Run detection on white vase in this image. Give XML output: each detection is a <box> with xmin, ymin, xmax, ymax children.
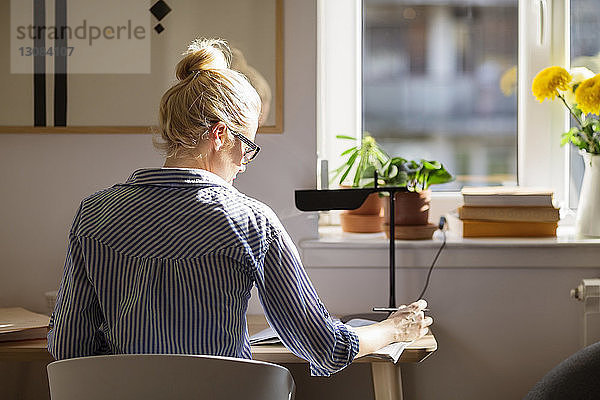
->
<box><xmin>575</xmin><ymin>152</ymin><xmax>600</xmax><ymax>237</ymax></box>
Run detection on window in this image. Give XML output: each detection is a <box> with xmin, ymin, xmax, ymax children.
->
<box><xmin>363</xmin><ymin>1</ymin><xmax>518</xmax><ymax>190</ymax></box>
<box><xmin>318</xmin><ymin>0</ymin><xmax>579</xmax><ymax>208</ymax></box>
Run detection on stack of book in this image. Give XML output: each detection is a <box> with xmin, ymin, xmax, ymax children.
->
<box><xmin>0</xmin><ymin>307</ymin><xmax>50</xmax><ymax>342</ymax></box>
<box><xmin>449</xmin><ymin>187</ymin><xmax>560</xmax><ymax>238</ymax></box>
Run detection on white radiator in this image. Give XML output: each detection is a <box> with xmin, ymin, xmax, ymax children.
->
<box><xmin>571</xmin><ymin>278</ymin><xmax>600</xmax><ymax>346</ymax></box>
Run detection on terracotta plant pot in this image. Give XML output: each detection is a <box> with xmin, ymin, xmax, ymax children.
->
<box><xmin>340</xmin><ymin>213</ymin><xmax>384</xmax><ymax>233</ymax></box>
<box><xmin>346</xmin><ymin>192</ymin><xmax>384</xmax><ymax>215</ymax></box>
<box><xmin>383</xmin><ymin>190</ymin><xmax>431</xmax><ymax>226</ymax></box>
<box><xmin>340</xmin><ymin>192</ymin><xmax>384</xmax><ymax>233</ymax></box>
<box><xmin>383</xmin><ymin>223</ymin><xmax>437</xmax><ymax>240</ymax></box>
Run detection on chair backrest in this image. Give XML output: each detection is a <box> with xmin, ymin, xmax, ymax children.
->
<box><xmin>523</xmin><ymin>341</ymin><xmax>600</xmax><ymax>400</ymax></box>
<box><xmin>47</xmin><ymin>354</ymin><xmax>295</xmax><ymax>400</ymax></box>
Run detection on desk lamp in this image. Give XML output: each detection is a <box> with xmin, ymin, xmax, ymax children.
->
<box><xmin>295</xmin><ymin>173</ymin><xmax>408</xmax><ymax>317</ymax></box>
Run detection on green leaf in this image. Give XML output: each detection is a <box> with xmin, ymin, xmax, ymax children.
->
<box><xmin>561</xmin><ymin>128</ymin><xmax>578</xmax><ymax>147</ymax></box>
<box><xmin>390</xmin><ymin>157</ymin><xmax>408</xmax><ymax>165</ymax></box>
<box><xmin>407</xmin><ymin>160</ymin><xmax>420</xmax><ymax>169</ymax></box>
<box><xmin>336</xmin><ymin>135</ymin><xmax>357</xmax><ymax>140</ymax></box>
<box><xmin>381</xmin><ymin>159</ymin><xmax>392</xmax><ymax>172</ymax></box>
<box><xmin>421</xmin><ymin>160</ymin><xmax>441</xmax><ymax>170</ymax></box>
<box><xmin>361</xmin><ymin>165</ymin><xmax>377</xmax><ymax>179</ymax></box>
<box><xmin>339</xmin><ymin>151</ymin><xmax>358</xmax><ymax>184</ymax></box>
<box><xmin>373</xmin><ymin>148</ymin><xmax>390</xmax><ymax>164</ymax></box>
<box><xmin>343</xmin><ymin>149</ymin><xmax>359</xmax><ymax>165</ymax></box>
<box><xmin>340</xmin><ymin>146</ymin><xmax>357</xmax><ymax>156</ymax></box>
<box><xmin>427</xmin><ymin>169</ymin><xmax>454</xmax><ymax>186</ymax></box>
<box><xmin>353</xmin><ymin>150</ymin><xmax>368</xmax><ymax>187</ymax></box>
<box><xmin>572</xmin><ymin>134</ymin><xmax>584</xmax><ymax>148</ymax></box>
<box><xmin>386</xmin><ymin>171</ymin><xmax>408</xmax><ymax>187</ymax></box>
<box><xmin>387</xmin><ymin>164</ymin><xmax>398</xmax><ymax>179</ymax></box>
<box><xmin>338</xmin><ymin>165</ymin><xmax>352</xmax><ymax>185</ymax></box>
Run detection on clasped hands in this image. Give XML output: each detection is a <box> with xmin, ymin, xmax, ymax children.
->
<box><xmin>385</xmin><ymin>299</ymin><xmax>433</xmax><ymax>342</ymax></box>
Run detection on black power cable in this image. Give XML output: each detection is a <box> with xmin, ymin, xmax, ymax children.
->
<box><xmin>416</xmin><ymin>216</ymin><xmax>447</xmax><ymax>301</ymax></box>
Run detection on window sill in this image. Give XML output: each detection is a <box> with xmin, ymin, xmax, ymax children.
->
<box><xmin>298</xmin><ymin>226</ymin><xmax>600</xmax><ymax>269</ymax></box>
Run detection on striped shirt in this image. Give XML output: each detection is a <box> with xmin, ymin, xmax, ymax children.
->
<box><xmin>47</xmin><ymin>168</ymin><xmax>359</xmax><ymax>376</ymax></box>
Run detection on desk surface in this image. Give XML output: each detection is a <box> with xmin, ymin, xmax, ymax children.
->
<box><xmin>0</xmin><ymin>315</ymin><xmax>437</xmax><ymax>364</ymax></box>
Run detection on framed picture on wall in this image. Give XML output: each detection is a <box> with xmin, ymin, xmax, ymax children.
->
<box><xmin>1</xmin><ymin>0</ymin><xmax>283</xmax><ymax>134</ymax></box>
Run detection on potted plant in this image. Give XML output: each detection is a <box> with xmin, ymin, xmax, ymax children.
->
<box><xmin>333</xmin><ymin>134</ymin><xmax>389</xmax><ymax>233</ymax></box>
<box><xmin>333</xmin><ymin>134</ymin><xmax>454</xmax><ymax>236</ymax></box>
<box><xmin>379</xmin><ymin>157</ymin><xmax>454</xmax><ymax>239</ymax></box>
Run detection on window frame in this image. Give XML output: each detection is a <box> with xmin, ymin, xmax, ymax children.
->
<box><xmin>518</xmin><ymin>0</ymin><xmax>570</xmax><ymax>205</ymax></box>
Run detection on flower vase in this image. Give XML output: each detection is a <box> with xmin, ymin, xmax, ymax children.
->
<box><xmin>576</xmin><ymin>152</ymin><xmax>600</xmax><ymax>237</ymax></box>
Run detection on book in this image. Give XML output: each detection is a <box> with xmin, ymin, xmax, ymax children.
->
<box><xmin>0</xmin><ymin>307</ymin><xmax>50</xmax><ymax>342</ymax></box>
<box><xmin>446</xmin><ymin>213</ymin><xmax>557</xmax><ymax>237</ymax></box>
<box><xmin>461</xmin><ymin>186</ymin><xmax>554</xmax><ymax>207</ymax></box>
<box><xmin>250</xmin><ymin>318</ymin><xmax>413</xmax><ymax>364</ymax></box>
<box><xmin>458</xmin><ymin>206</ymin><xmax>559</xmax><ymax>223</ymax></box>
<box><xmin>249</xmin><ymin>326</ymin><xmax>284</xmax><ymax>345</ymax></box>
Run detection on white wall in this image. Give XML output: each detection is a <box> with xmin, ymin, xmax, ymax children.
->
<box><xmin>0</xmin><ymin>0</ymin><xmax>318</xmax><ymax>315</ymax></box>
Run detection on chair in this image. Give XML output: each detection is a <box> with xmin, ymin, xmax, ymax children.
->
<box><xmin>47</xmin><ymin>354</ymin><xmax>295</xmax><ymax>400</ymax></box>
<box><xmin>523</xmin><ymin>341</ymin><xmax>600</xmax><ymax>400</ymax></box>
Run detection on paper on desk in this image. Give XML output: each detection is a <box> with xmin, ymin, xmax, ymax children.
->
<box><xmin>249</xmin><ymin>318</ymin><xmax>413</xmax><ymax>363</ymax></box>
<box><xmin>367</xmin><ymin>341</ymin><xmax>412</xmax><ymax>364</ymax></box>
<box><xmin>249</xmin><ymin>326</ymin><xmax>282</xmax><ymax>345</ymax></box>
<box><xmin>344</xmin><ymin>318</ymin><xmax>413</xmax><ymax>363</ymax></box>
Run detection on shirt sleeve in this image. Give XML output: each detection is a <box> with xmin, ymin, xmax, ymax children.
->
<box><xmin>253</xmin><ymin>229</ymin><xmax>359</xmax><ymax>376</ymax></box>
<box><xmin>47</xmin><ymin>209</ymin><xmax>107</xmax><ymax>359</ymax></box>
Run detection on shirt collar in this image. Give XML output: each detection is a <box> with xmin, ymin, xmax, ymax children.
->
<box><xmin>122</xmin><ymin>168</ymin><xmax>236</xmax><ymax>190</ymax></box>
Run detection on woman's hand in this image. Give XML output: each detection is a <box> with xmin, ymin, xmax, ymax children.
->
<box><xmin>385</xmin><ymin>299</ymin><xmax>433</xmax><ymax>342</ymax></box>
<box><xmin>351</xmin><ymin>299</ymin><xmax>433</xmax><ymax>358</ymax></box>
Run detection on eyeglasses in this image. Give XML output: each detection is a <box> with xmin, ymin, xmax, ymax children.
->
<box><xmin>231</xmin><ymin>131</ymin><xmax>260</xmax><ymax>165</ymax></box>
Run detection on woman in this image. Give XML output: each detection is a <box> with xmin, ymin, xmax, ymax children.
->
<box><xmin>47</xmin><ymin>38</ymin><xmax>432</xmax><ymax>376</ymax></box>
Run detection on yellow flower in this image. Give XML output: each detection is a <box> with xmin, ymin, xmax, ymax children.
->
<box><xmin>532</xmin><ymin>66</ymin><xmax>572</xmax><ymax>102</ymax></box>
<box><xmin>563</xmin><ymin>67</ymin><xmax>595</xmax><ymax>107</ymax></box>
<box><xmin>575</xmin><ymin>74</ymin><xmax>600</xmax><ymax>115</ymax></box>
<box><xmin>500</xmin><ymin>66</ymin><xmax>517</xmax><ymax>96</ymax></box>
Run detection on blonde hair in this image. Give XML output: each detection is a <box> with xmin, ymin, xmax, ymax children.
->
<box><xmin>155</xmin><ymin>38</ymin><xmax>261</xmax><ymax>158</ymax></box>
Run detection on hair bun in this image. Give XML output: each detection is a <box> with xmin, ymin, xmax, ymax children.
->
<box><xmin>175</xmin><ymin>38</ymin><xmax>231</xmax><ymax>80</ymax></box>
